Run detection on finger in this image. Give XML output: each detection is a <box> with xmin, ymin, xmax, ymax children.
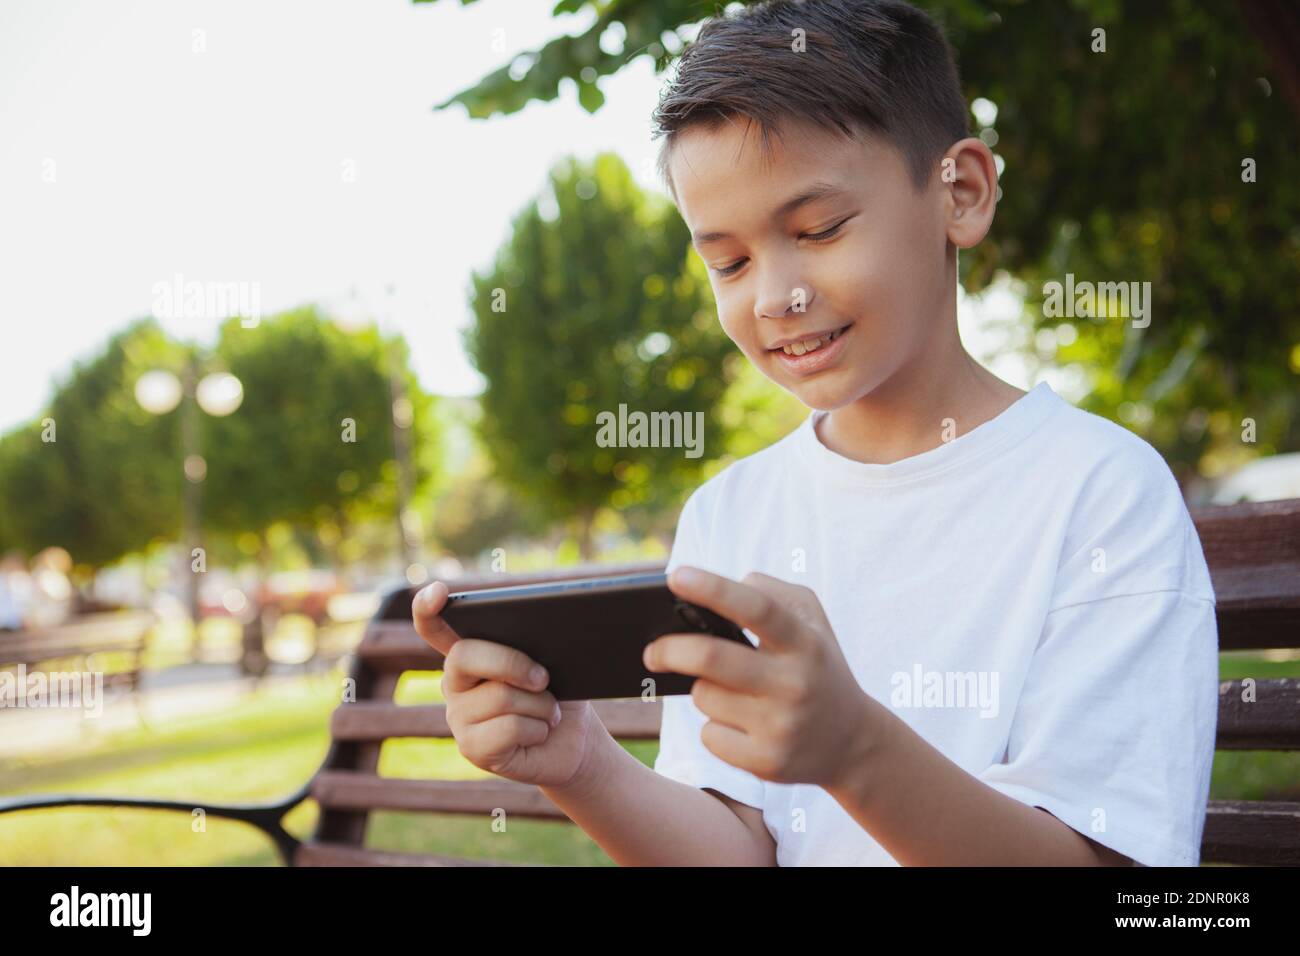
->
<box><xmin>457</xmin><ymin>679</ymin><xmax>559</xmax><ymax>728</ymax></box>
<box><xmin>689</xmin><ymin>676</ymin><xmax>771</xmax><ymax>733</ymax></box>
<box><xmin>412</xmin><ymin>582</ymin><xmax>461</xmax><ymax>656</ymax></box>
<box><xmin>698</xmin><ymin>717</ymin><xmax>770</xmax><ymax>779</ymax></box>
<box><xmin>740</xmin><ymin>570</ymin><xmax>828</xmax><ymax>629</ymax></box>
<box><xmin>461</xmin><ymin>713</ymin><xmax>551</xmax><ymax>767</ymax></box>
<box><xmin>442</xmin><ymin>638</ymin><xmax>550</xmax><ymax>696</ymax></box>
<box><xmin>667</xmin><ymin>566</ymin><xmax>799</xmax><ymax>651</ymax></box>
<box><xmin>644</xmin><ymin>632</ymin><xmax>773</xmax><ymax>694</ymax></box>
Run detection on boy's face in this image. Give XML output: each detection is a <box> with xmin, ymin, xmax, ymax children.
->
<box><xmin>668</xmin><ymin>117</ymin><xmax>956</xmax><ymax>411</ymax></box>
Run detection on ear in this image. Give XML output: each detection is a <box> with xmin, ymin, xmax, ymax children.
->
<box><xmin>940</xmin><ymin>137</ymin><xmax>998</xmax><ymax>249</ymax></box>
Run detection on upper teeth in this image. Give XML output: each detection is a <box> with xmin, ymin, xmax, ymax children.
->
<box><xmin>782</xmin><ymin>327</ymin><xmax>843</xmax><ymax>355</ymax></box>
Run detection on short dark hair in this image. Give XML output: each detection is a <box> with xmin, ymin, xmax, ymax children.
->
<box><xmin>651</xmin><ymin>0</ymin><xmax>970</xmax><ymax>196</ymax></box>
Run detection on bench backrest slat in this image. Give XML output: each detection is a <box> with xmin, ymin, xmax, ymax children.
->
<box><xmin>1191</xmin><ymin>500</ymin><xmax>1300</xmax><ymax>652</ymax></box>
<box><xmin>0</xmin><ymin>611</ymin><xmax>155</xmax><ymax>666</ymax></box>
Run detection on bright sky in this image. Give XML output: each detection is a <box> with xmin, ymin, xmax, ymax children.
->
<box><xmin>0</xmin><ymin>0</ymin><xmax>1038</xmax><ymax>437</ymax></box>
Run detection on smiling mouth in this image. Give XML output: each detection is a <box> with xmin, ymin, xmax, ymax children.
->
<box><xmin>769</xmin><ymin>324</ymin><xmax>852</xmax><ymax>356</ymax></box>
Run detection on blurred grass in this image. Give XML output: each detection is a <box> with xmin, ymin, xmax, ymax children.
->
<box><xmin>0</xmin><ymin>675</ymin><xmax>336</xmax><ymax>866</ymax></box>
<box><xmin>0</xmin><ymin>653</ymin><xmax>1295</xmax><ymax>865</ymax></box>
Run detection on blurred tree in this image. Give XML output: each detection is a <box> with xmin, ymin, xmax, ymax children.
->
<box><xmin>717</xmin><ymin>356</ymin><xmax>808</xmax><ymax>462</ymax></box>
<box><xmin>0</xmin><ymin>319</ymin><xmax>185</xmax><ymax>567</ymax></box>
<box><xmin>329</xmin><ymin>331</ymin><xmax>443</xmax><ymax>569</ymax></box>
<box><xmin>423</xmin><ymin>0</ymin><xmax>1300</xmax><ymax>482</ymax></box>
<box><xmin>204</xmin><ymin>308</ymin><xmax>441</xmax><ymax>569</ymax></box>
<box><xmin>198</xmin><ymin>308</ymin><xmax>436</xmax><ymax>675</ymax></box>
<box><xmin>431</xmin><ymin>448</ymin><xmax>549</xmax><ymax>561</ymax></box>
<box><xmin>945</xmin><ymin>0</ymin><xmax>1299</xmax><ymax>488</ymax></box>
<box><xmin>0</xmin><ymin>425</ymin><xmax>68</xmax><ymax>558</ymax></box>
<box><xmin>466</xmin><ymin>153</ymin><xmax>737</xmax><ymax>558</ymax></box>
<box><xmin>0</xmin><ymin>310</ymin><xmax>440</xmax><ymax>582</ymax></box>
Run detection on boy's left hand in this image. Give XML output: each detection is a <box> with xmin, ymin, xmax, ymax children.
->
<box><xmin>644</xmin><ymin>565</ymin><xmax>888</xmax><ymax>790</ymax></box>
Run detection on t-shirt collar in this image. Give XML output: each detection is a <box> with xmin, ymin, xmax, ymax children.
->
<box><xmin>795</xmin><ymin>380</ymin><xmax>1061</xmax><ymax>489</ymax></box>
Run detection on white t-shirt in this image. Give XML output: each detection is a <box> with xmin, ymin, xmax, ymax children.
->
<box><xmin>654</xmin><ymin>380</ymin><xmax>1218</xmax><ymax>867</ymax></box>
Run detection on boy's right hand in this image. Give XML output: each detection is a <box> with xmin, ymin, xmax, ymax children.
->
<box><xmin>412</xmin><ymin>581</ymin><xmax>600</xmax><ymax>790</ymax></box>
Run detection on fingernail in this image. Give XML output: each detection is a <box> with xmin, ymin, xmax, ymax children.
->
<box><xmin>549</xmin><ymin>704</ymin><xmax>561</xmax><ymax>727</ymax></box>
<box><xmin>672</xmin><ymin>567</ymin><xmax>702</xmax><ymax>587</ymax></box>
<box><xmin>530</xmin><ymin>664</ymin><xmax>548</xmax><ymax>688</ymax></box>
<box><xmin>643</xmin><ymin>643</ymin><xmax>657</xmax><ymax>669</ymax></box>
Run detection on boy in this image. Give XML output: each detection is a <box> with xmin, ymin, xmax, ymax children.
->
<box><xmin>414</xmin><ymin>0</ymin><xmax>1218</xmax><ymax>866</ymax></box>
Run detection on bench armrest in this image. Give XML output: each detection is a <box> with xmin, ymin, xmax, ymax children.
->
<box><xmin>0</xmin><ymin>786</ymin><xmax>312</xmax><ymax>864</ymax></box>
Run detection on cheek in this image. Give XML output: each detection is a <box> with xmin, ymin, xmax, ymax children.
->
<box><xmin>808</xmin><ymin>240</ymin><xmax>886</xmax><ymax>329</ymax></box>
<box><xmin>717</xmin><ymin>308</ymin><xmax>756</xmax><ymax>353</ymax></box>
<box><xmin>826</xmin><ymin>228</ymin><xmax>920</xmax><ymax>322</ymax></box>
<box><xmin>880</xmin><ymin>199</ymin><xmax>949</xmax><ymax>289</ymax></box>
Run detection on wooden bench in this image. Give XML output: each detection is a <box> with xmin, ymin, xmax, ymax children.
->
<box><xmin>0</xmin><ymin>610</ymin><xmax>155</xmax><ymax>721</ymax></box>
<box><xmin>1</xmin><ymin>500</ymin><xmax>1297</xmax><ymax>865</ymax></box>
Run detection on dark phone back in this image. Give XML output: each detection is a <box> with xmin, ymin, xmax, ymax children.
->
<box><xmin>439</xmin><ymin>572</ymin><xmax>753</xmax><ymax>701</ymax></box>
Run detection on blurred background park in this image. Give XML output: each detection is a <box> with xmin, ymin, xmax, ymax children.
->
<box><xmin>0</xmin><ymin>0</ymin><xmax>1296</xmax><ymax>865</ymax></box>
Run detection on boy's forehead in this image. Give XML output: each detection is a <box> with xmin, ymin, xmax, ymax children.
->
<box><xmin>668</xmin><ymin>117</ymin><xmax>880</xmax><ymax>228</ymax></box>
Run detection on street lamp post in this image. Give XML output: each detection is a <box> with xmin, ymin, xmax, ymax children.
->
<box><xmin>383</xmin><ymin>283</ymin><xmax>422</xmax><ymax>585</ymax></box>
<box><xmin>135</xmin><ymin>357</ymin><xmax>243</xmax><ymax>628</ymax></box>
<box><xmin>180</xmin><ymin>360</ymin><xmax>202</xmax><ymax>624</ymax></box>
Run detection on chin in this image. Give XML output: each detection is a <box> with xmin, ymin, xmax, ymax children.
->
<box><xmin>787</xmin><ymin>379</ymin><xmax>864</xmax><ymax>412</ymax></box>
<box><xmin>748</xmin><ymin>346</ymin><xmax>869</xmax><ymax>411</ymax></box>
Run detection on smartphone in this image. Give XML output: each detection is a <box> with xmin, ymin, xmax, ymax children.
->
<box><xmin>439</xmin><ymin>571</ymin><xmax>754</xmax><ymax>701</ymax></box>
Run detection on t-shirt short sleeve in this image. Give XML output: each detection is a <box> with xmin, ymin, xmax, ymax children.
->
<box><xmin>978</xmin><ymin>443</ymin><xmax>1219</xmax><ymax>867</ymax></box>
<box><xmin>651</xmin><ymin>487</ymin><xmax>767</xmax><ymax>810</ymax></box>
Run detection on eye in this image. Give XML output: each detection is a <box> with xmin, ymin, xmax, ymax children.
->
<box><xmin>710</xmin><ymin>215</ymin><xmax>851</xmax><ymax>276</ymax></box>
<box><xmin>801</xmin><ymin>217</ymin><xmax>851</xmax><ymax>243</ymax></box>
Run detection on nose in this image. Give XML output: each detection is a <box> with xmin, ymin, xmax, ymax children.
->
<box><xmin>754</xmin><ymin>268</ymin><xmax>814</xmax><ymax>321</ymax></box>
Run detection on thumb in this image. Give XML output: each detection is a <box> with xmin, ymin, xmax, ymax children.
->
<box><xmin>411</xmin><ymin>581</ymin><xmax>461</xmax><ymax>657</ymax></box>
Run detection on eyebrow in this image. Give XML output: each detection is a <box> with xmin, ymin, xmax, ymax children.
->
<box><xmin>691</xmin><ymin>182</ymin><xmax>849</xmax><ymax>247</ymax></box>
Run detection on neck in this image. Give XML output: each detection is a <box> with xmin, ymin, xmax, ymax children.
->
<box><xmin>818</xmin><ymin>322</ymin><xmax>1025</xmax><ymax>466</ymax></box>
